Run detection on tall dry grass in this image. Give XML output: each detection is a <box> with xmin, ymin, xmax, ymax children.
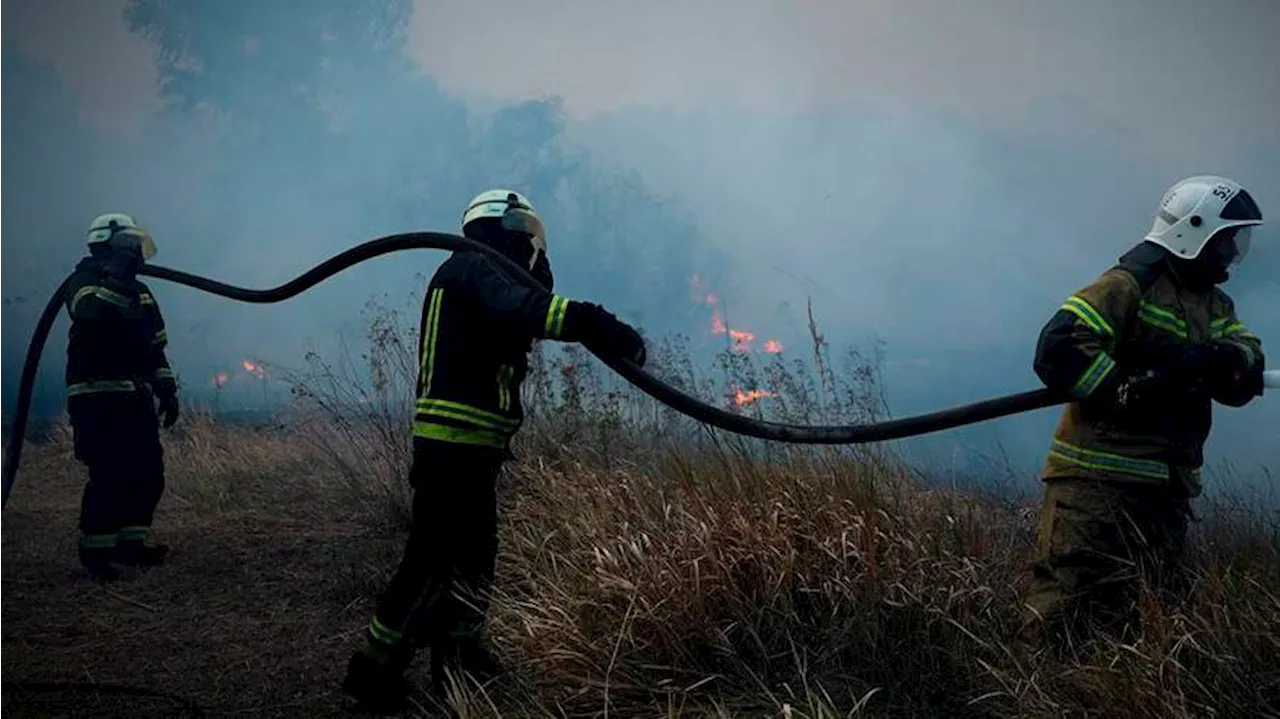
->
<box><xmin>11</xmin><ymin>296</ymin><xmax>1277</xmax><ymax>718</ymax></box>
<box><xmin>264</xmin><ymin>297</ymin><xmax>1280</xmax><ymax>717</ymax></box>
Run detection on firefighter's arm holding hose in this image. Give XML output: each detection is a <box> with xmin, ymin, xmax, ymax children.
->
<box><xmin>453</xmin><ymin>253</ymin><xmax>647</xmax><ymax>366</ymax></box>
<box><xmin>139</xmin><ymin>282</ymin><xmax>180</xmax><ymax>428</ymax></box>
<box><xmin>1033</xmin><ymin>269</ymin><xmax>1137</xmax><ymax>404</ymax></box>
<box><xmin>1204</xmin><ymin>293</ymin><xmax>1265</xmax><ymax>406</ymax></box>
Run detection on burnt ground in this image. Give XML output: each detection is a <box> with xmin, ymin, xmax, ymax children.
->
<box><xmin>0</xmin><ymin>465</ymin><xmax>436</xmax><ymax>718</ymax></box>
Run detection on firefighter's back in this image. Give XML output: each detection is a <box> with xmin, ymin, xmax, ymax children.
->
<box><xmin>412</xmin><ymin>253</ymin><xmax>536</xmax><ymax>450</ymax></box>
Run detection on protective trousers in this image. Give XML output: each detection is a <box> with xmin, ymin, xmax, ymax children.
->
<box><xmin>71</xmin><ymin>390</ymin><xmax>166</xmax><ymax>550</ymax></box>
<box><xmin>363</xmin><ymin>439</ymin><xmax>504</xmax><ymax>666</ymax></box>
<box><xmin>1022</xmin><ymin>476</ymin><xmax>1191</xmax><ymax>647</ymax></box>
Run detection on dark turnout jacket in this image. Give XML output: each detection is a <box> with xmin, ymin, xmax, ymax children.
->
<box><xmin>1033</xmin><ymin>243</ymin><xmax>1263</xmax><ymax>492</ymax></box>
<box><xmin>64</xmin><ymin>256</ymin><xmax>176</xmax><ymax>403</ymax></box>
<box><xmin>412</xmin><ymin>250</ymin><xmax>607</xmax><ymax>450</ymax></box>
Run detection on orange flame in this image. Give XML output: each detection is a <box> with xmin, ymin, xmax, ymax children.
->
<box><xmin>241</xmin><ymin>359</ymin><xmax>267</xmax><ymax>379</ymax></box>
<box><xmin>213</xmin><ymin>359</ymin><xmax>267</xmax><ymax>386</ymax></box>
<box><xmin>711</xmin><ymin>308</ymin><xmax>727</xmax><ymax>335</ymax></box>
<box><xmin>693</xmin><ymin>274</ymin><xmax>783</xmax><ymax>355</ymax></box>
<box><xmin>734</xmin><ymin>388</ymin><xmax>774</xmax><ymax>406</ymax></box>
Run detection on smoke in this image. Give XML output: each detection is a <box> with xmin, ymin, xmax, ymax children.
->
<box><xmin>404</xmin><ymin>0</ymin><xmax>1280</xmax><ymax>477</ymax></box>
<box><xmin>3</xmin><ymin>0</ymin><xmax>1277</xmax><ymax>486</ymax></box>
<box><xmin>1</xmin><ymin>0</ymin><xmax>713</xmax><ymax>419</ymax></box>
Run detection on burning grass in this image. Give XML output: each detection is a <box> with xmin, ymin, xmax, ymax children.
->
<box><xmin>3</xmin><ymin>301</ymin><xmax>1278</xmax><ymax>717</ymax></box>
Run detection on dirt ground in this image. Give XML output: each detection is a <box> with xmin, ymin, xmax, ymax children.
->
<box><xmin>1</xmin><ymin>463</ymin><xmax>421</xmax><ymax>718</ymax></box>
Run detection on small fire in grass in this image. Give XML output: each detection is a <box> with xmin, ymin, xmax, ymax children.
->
<box><xmin>734</xmin><ymin>388</ymin><xmax>775</xmax><ymax>407</ymax></box>
<box><xmin>691</xmin><ymin>274</ymin><xmax>783</xmax><ymax>354</ymax></box>
<box><xmin>211</xmin><ymin>359</ymin><xmax>267</xmax><ymax>387</ymax></box>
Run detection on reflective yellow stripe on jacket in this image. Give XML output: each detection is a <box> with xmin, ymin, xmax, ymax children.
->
<box><xmin>1071</xmin><ymin>352</ymin><xmax>1116</xmax><ymax>399</ymax></box>
<box><xmin>1138</xmin><ymin>301</ymin><xmax>1187</xmax><ymax>340</ymax></box>
<box><xmin>544</xmin><ymin>296</ymin><xmax>569</xmax><ymax>339</ymax></box>
<box><xmin>420</xmin><ymin>288</ymin><xmax>444</xmax><ymax>397</ymax></box>
<box><xmin>67</xmin><ymin>379</ymin><xmax>138</xmax><ymax>397</ymax></box>
<box><xmin>412</xmin><ymin>287</ymin><xmax>517</xmax><ymax>448</ymax></box>
<box><xmin>1061</xmin><ymin>295</ymin><xmax>1115</xmax><ymax>340</ymax></box>
<box><xmin>411</xmin><ymin>421</ymin><xmax>509</xmax><ymax>448</ymax></box>
<box><xmin>69</xmin><ymin>285</ymin><xmax>132</xmax><ymax>314</ymax></box>
<box><xmin>1059</xmin><ymin>295</ymin><xmax>1118</xmax><ymax>399</ymax></box>
<box><xmin>1047</xmin><ymin>439</ymin><xmax>1169</xmax><ymax>481</ymax></box>
<box><xmin>415</xmin><ymin>398</ymin><xmax>519</xmax><ymax>434</ymax></box>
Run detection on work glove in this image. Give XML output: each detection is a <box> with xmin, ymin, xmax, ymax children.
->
<box><xmin>1109</xmin><ymin>369</ymin><xmax>1167</xmax><ymax>412</ymax></box>
<box><xmin>1200</xmin><ymin>341</ymin><xmax>1264</xmax><ymax>398</ymax></box>
<box><xmin>1230</xmin><ymin>365</ymin><xmax>1266</xmax><ymax>397</ymax></box>
<box><xmin>576</xmin><ymin>303</ymin><xmax>647</xmax><ymax>367</ymax></box>
<box><xmin>156</xmin><ymin>391</ymin><xmax>180</xmax><ymax>428</ymax></box>
<box><xmin>1181</xmin><ymin>342</ymin><xmax>1239</xmax><ymax>375</ymax></box>
<box><xmin>1104</xmin><ymin>363</ymin><xmax>1202</xmax><ymax>420</ymax></box>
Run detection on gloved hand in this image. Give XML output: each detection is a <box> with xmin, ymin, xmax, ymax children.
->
<box><xmin>156</xmin><ymin>391</ymin><xmax>180</xmax><ymax>428</ymax></box>
<box><xmin>1200</xmin><ymin>342</ymin><xmax>1264</xmax><ymax>398</ymax></box>
<box><xmin>578</xmin><ymin>303</ymin><xmax>647</xmax><ymax>367</ymax></box>
<box><xmin>1104</xmin><ymin>364</ymin><xmax>1202</xmax><ymax>419</ymax></box>
<box><xmin>1181</xmin><ymin>341</ymin><xmax>1242</xmax><ymax>375</ymax></box>
<box><xmin>1229</xmin><ymin>365</ymin><xmax>1266</xmax><ymax>397</ymax></box>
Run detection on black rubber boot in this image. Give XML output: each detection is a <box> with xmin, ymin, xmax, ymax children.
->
<box><xmin>455</xmin><ymin>639</ymin><xmax>503</xmax><ymax>681</ymax></box>
<box><xmin>78</xmin><ymin>545</ymin><xmax>120</xmax><ymax>582</ymax></box>
<box><xmin>430</xmin><ymin>637</ymin><xmax>503</xmax><ymax>693</ymax></box>
<box><xmin>342</xmin><ymin>650</ymin><xmax>413</xmax><ymax>715</ymax></box>
<box><xmin>115</xmin><ymin>540</ymin><xmax>169</xmax><ymax>567</ymax></box>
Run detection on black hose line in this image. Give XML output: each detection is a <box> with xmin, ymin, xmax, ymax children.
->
<box><xmin>1</xmin><ymin>231</ymin><xmax>1066</xmax><ymax>507</ymax></box>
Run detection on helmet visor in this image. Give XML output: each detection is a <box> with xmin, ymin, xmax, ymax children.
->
<box><xmin>113</xmin><ymin>227</ymin><xmax>158</xmax><ymax>261</ymax></box>
<box><xmin>1230</xmin><ymin>225</ymin><xmax>1252</xmax><ymax>265</ymax></box>
<box><xmin>501</xmin><ymin>207</ymin><xmax>546</xmax><ymax>248</ymax></box>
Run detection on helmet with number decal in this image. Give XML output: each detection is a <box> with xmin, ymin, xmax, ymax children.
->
<box><xmin>1144</xmin><ymin>175</ymin><xmax>1262</xmax><ymax>265</ymax></box>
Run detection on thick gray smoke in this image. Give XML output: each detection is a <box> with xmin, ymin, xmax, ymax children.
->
<box><xmin>3</xmin><ymin>0</ymin><xmax>1276</xmax><ymax>493</ymax></box>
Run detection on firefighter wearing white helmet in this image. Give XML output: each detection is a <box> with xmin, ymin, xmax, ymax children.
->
<box><xmin>1021</xmin><ymin>176</ymin><xmax>1266</xmax><ymax>649</ymax></box>
<box><xmin>461</xmin><ymin>189</ymin><xmax>547</xmax><ymax>268</ymax></box>
<box><xmin>65</xmin><ymin>211</ymin><xmax>178</xmax><ymax>581</ymax></box>
<box><xmin>86</xmin><ymin>212</ymin><xmax>159</xmax><ymax>260</ymax></box>
<box><xmin>1143</xmin><ymin>174</ymin><xmax>1263</xmax><ymax>267</ymax></box>
<box><xmin>344</xmin><ymin>188</ymin><xmax>647</xmax><ymax>709</ymax></box>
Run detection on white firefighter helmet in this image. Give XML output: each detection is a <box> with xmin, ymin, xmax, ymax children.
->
<box><xmin>1144</xmin><ymin>175</ymin><xmax>1262</xmax><ymax>264</ymax></box>
<box><xmin>461</xmin><ymin>189</ymin><xmax>547</xmax><ymax>269</ymax></box>
<box><xmin>86</xmin><ymin>212</ymin><xmax>157</xmax><ymax>260</ymax></box>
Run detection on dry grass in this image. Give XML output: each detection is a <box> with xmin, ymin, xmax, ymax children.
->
<box><xmin>4</xmin><ymin>303</ymin><xmax>1278</xmax><ymax>718</ymax></box>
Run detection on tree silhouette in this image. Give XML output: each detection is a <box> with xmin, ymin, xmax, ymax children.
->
<box><xmin>126</xmin><ymin>0</ymin><xmax>412</xmax><ymax>114</ymax></box>
<box><xmin>123</xmin><ymin>0</ymin><xmax>707</xmax><ymax>334</ymax></box>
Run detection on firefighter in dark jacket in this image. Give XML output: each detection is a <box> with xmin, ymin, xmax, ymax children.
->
<box><xmin>1023</xmin><ymin>175</ymin><xmax>1265</xmax><ymax>647</ymax></box>
<box><xmin>343</xmin><ymin>189</ymin><xmax>648</xmax><ymax>707</ymax></box>
<box><xmin>67</xmin><ymin>213</ymin><xmax>180</xmax><ymax>581</ymax></box>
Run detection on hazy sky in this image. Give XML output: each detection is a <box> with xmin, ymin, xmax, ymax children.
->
<box><xmin>4</xmin><ymin>0</ymin><xmax>1277</xmax><ymax>488</ymax></box>
<box><xmin>405</xmin><ymin>0</ymin><xmax>1280</xmax><ymax>150</ymax></box>
<box><xmin>12</xmin><ymin>0</ymin><xmax>1279</xmax><ymax>149</ymax></box>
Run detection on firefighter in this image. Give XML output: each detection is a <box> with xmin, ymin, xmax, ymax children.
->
<box><xmin>342</xmin><ymin>190</ymin><xmax>647</xmax><ymax>708</ymax></box>
<box><xmin>1022</xmin><ymin>175</ymin><xmax>1265</xmax><ymax>648</ymax></box>
<box><xmin>66</xmin><ymin>213</ymin><xmax>181</xmax><ymax>582</ymax></box>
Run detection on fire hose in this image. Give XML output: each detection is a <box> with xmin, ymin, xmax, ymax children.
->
<box><xmin>4</xmin><ymin>231</ymin><xmax>1277</xmax><ymax>508</ymax></box>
